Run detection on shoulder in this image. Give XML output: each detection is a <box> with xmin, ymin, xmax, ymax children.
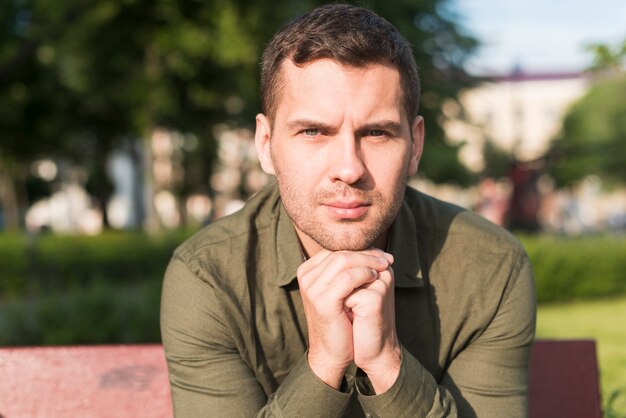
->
<box><xmin>405</xmin><ymin>188</ymin><xmax>535</xmax><ymax>354</ymax></box>
<box><xmin>405</xmin><ymin>186</ymin><xmax>525</xmax><ymax>258</ymax></box>
<box><xmin>171</xmin><ymin>183</ymin><xmax>281</xmax><ymax>282</ymax></box>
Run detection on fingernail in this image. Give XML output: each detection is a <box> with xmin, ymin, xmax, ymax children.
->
<box><xmin>384</xmin><ymin>253</ymin><xmax>394</xmax><ymax>263</ymax></box>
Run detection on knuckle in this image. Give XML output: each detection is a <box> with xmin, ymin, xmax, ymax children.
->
<box><xmin>369</xmin><ymin>293</ymin><xmax>384</xmax><ymax>310</ymax></box>
<box><xmin>334</xmin><ymin>251</ymin><xmax>351</xmax><ymax>267</ymax></box>
<box><xmin>296</xmin><ymin>264</ymin><xmax>306</xmax><ymax>278</ymax></box>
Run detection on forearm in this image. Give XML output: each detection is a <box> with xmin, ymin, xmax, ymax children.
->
<box><xmin>165</xmin><ymin>347</ymin><xmax>352</xmax><ymax>417</ymax></box>
<box><xmin>162</xmin><ymin>256</ymin><xmax>353</xmax><ymax>417</ymax></box>
<box><xmin>356</xmin><ymin>346</ymin><xmax>458</xmax><ymax>418</ymax></box>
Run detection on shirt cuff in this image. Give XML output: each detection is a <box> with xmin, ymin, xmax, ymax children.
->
<box><xmin>272</xmin><ymin>351</ymin><xmax>353</xmax><ymax>418</ymax></box>
<box><xmin>355</xmin><ymin>346</ymin><xmax>437</xmax><ymax>417</ymax></box>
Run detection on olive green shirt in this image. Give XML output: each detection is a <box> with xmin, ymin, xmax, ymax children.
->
<box><xmin>161</xmin><ymin>183</ymin><xmax>536</xmax><ymax>417</ymax></box>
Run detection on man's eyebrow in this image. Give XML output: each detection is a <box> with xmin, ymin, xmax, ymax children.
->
<box><xmin>285</xmin><ymin>119</ymin><xmax>403</xmax><ymax>134</ymax></box>
<box><xmin>358</xmin><ymin>120</ymin><xmax>403</xmax><ymax>134</ymax></box>
<box><xmin>286</xmin><ymin>119</ymin><xmax>335</xmax><ymax>132</ymax></box>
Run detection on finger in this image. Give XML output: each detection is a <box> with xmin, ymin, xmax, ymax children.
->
<box><xmin>304</xmin><ymin>266</ymin><xmax>379</xmax><ymax>302</ymax></box>
<box><xmin>344</xmin><ymin>287</ymin><xmax>385</xmax><ymax>313</ymax></box>
<box><xmin>322</xmin><ymin>266</ymin><xmax>379</xmax><ymax>300</ymax></box>
<box><xmin>344</xmin><ymin>269</ymin><xmax>395</xmax><ymax>309</ymax></box>
<box><xmin>299</xmin><ymin>250</ymin><xmax>389</xmax><ymax>289</ymax></box>
<box><xmin>297</xmin><ymin>249</ymin><xmax>331</xmax><ymax>279</ymax></box>
<box><xmin>376</xmin><ymin>268</ymin><xmax>394</xmax><ymax>287</ymax></box>
<box><xmin>356</xmin><ymin>248</ymin><xmax>394</xmax><ymax>265</ymax></box>
<box><xmin>307</xmin><ymin>251</ymin><xmax>390</xmax><ymax>289</ymax></box>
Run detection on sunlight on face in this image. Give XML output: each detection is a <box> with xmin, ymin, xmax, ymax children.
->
<box><xmin>256</xmin><ymin>59</ymin><xmax>423</xmax><ymax>255</ymax></box>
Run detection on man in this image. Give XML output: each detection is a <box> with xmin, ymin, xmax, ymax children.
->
<box><xmin>161</xmin><ymin>4</ymin><xmax>536</xmax><ymax>417</ymax></box>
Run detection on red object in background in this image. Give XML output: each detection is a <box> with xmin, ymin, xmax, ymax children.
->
<box><xmin>0</xmin><ymin>345</ymin><xmax>172</xmax><ymax>418</ymax></box>
<box><xmin>507</xmin><ymin>161</ymin><xmax>543</xmax><ymax>231</ymax></box>
<box><xmin>0</xmin><ymin>341</ymin><xmax>602</xmax><ymax>417</ymax></box>
<box><xmin>529</xmin><ymin>340</ymin><xmax>602</xmax><ymax>418</ymax></box>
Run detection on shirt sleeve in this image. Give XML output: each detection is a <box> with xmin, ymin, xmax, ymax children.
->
<box><xmin>354</xmin><ymin>252</ymin><xmax>537</xmax><ymax>418</ymax></box>
<box><xmin>160</xmin><ymin>255</ymin><xmax>353</xmax><ymax>417</ymax></box>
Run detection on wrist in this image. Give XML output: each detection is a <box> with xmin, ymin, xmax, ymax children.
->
<box><xmin>307</xmin><ymin>351</ymin><xmax>349</xmax><ymax>390</ymax></box>
<box><xmin>359</xmin><ymin>345</ymin><xmax>402</xmax><ymax>394</ymax></box>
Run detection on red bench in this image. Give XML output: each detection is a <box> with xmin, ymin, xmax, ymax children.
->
<box><xmin>0</xmin><ymin>340</ymin><xmax>601</xmax><ymax>417</ymax></box>
<box><xmin>529</xmin><ymin>339</ymin><xmax>602</xmax><ymax>418</ymax></box>
<box><xmin>0</xmin><ymin>344</ymin><xmax>172</xmax><ymax>418</ymax></box>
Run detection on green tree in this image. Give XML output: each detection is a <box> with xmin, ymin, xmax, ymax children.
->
<box><xmin>1</xmin><ymin>0</ymin><xmax>478</xmax><ymax>230</ymax></box>
<box><xmin>550</xmin><ymin>75</ymin><xmax>626</xmax><ymax>186</ymax></box>
<box><xmin>549</xmin><ymin>39</ymin><xmax>626</xmax><ymax>186</ymax></box>
<box><xmin>585</xmin><ymin>40</ymin><xmax>626</xmax><ymax>76</ymax></box>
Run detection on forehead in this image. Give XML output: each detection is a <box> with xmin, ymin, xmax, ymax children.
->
<box><xmin>274</xmin><ymin>59</ymin><xmax>405</xmax><ymax>122</ymax></box>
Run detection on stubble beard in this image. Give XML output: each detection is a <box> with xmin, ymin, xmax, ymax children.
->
<box><xmin>274</xmin><ymin>171</ymin><xmax>408</xmax><ymax>252</ymax></box>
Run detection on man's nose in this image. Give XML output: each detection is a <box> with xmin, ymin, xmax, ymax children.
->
<box><xmin>327</xmin><ymin>134</ymin><xmax>367</xmax><ymax>185</ymax></box>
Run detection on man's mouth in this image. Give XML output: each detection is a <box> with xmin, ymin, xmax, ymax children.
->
<box><xmin>323</xmin><ymin>201</ymin><xmax>371</xmax><ymax>219</ymax></box>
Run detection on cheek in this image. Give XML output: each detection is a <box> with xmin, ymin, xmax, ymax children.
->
<box><xmin>366</xmin><ymin>149</ymin><xmax>411</xmax><ymax>182</ymax></box>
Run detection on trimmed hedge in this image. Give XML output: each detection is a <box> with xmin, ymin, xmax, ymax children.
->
<box><xmin>0</xmin><ymin>230</ymin><xmax>192</xmax><ymax>295</ymax></box>
<box><xmin>0</xmin><ymin>230</ymin><xmax>192</xmax><ymax>346</ymax></box>
<box><xmin>0</xmin><ymin>278</ymin><xmax>162</xmax><ymax>346</ymax></box>
<box><xmin>1</xmin><ymin>231</ymin><xmax>625</xmax><ymax>345</ymax></box>
<box><xmin>520</xmin><ymin>235</ymin><xmax>626</xmax><ymax>303</ymax></box>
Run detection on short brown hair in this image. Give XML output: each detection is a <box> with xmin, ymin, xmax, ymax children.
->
<box><xmin>260</xmin><ymin>3</ymin><xmax>420</xmax><ymax>121</ymax></box>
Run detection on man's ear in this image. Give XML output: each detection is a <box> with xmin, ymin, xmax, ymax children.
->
<box><xmin>255</xmin><ymin>113</ymin><xmax>275</xmax><ymax>175</ymax></box>
<box><xmin>408</xmin><ymin>115</ymin><xmax>425</xmax><ymax>176</ymax></box>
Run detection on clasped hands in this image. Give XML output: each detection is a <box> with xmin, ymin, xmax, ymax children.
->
<box><xmin>297</xmin><ymin>248</ymin><xmax>401</xmax><ymax>394</ymax></box>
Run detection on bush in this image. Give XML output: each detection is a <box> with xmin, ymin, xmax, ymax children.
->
<box><xmin>0</xmin><ymin>230</ymin><xmax>192</xmax><ymax>345</ymax></box>
<box><xmin>520</xmin><ymin>234</ymin><xmax>626</xmax><ymax>303</ymax></box>
<box><xmin>1</xmin><ymin>230</ymin><xmax>626</xmax><ymax>345</ymax></box>
<box><xmin>0</xmin><ymin>278</ymin><xmax>163</xmax><ymax>345</ymax></box>
<box><xmin>0</xmin><ymin>230</ymin><xmax>191</xmax><ymax>295</ymax></box>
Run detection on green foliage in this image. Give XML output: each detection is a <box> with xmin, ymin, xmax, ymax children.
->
<box><xmin>0</xmin><ymin>0</ymin><xmax>480</xmax><ymax>218</ymax></box>
<box><xmin>0</xmin><ymin>230</ymin><xmax>191</xmax><ymax>295</ymax></box>
<box><xmin>550</xmin><ymin>73</ymin><xmax>626</xmax><ymax>186</ymax></box>
<box><xmin>1</xmin><ymin>278</ymin><xmax>163</xmax><ymax>345</ymax></box>
<box><xmin>0</xmin><ymin>233</ymin><xmax>28</xmax><ymax>293</ymax></box>
<box><xmin>480</xmin><ymin>139</ymin><xmax>514</xmax><ymax>179</ymax></box>
<box><xmin>0</xmin><ymin>230</ymin><xmax>193</xmax><ymax>346</ymax></box>
<box><xmin>606</xmin><ymin>387</ymin><xmax>626</xmax><ymax>418</ymax></box>
<box><xmin>585</xmin><ymin>39</ymin><xmax>626</xmax><ymax>75</ymax></box>
<box><xmin>3</xmin><ymin>232</ymin><xmax>626</xmax><ymax>347</ymax></box>
<box><xmin>520</xmin><ymin>235</ymin><xmax>626</xmax><ymax>303</ymax></box>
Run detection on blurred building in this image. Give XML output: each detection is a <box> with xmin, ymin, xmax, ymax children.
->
<box><xmin>437</xmin><ymin>69</ymin><xmax>626</xmax><ymax>234</ymax></box>
<box><xmin>444</xmin><ymin>70</ymin><xmax>589</xmax><ymax>171</ymax></box>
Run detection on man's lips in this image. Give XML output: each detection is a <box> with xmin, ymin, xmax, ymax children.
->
<box><xmin>323</xmin><ymin>201</ymin><xmax>371</xmax><ymax>219</ymax></box>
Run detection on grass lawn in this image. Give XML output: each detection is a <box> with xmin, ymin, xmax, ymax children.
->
<box><xmin>537</xmin><ymin>296</ymin><xmax>626</xmax><ymax>416</ymax></box>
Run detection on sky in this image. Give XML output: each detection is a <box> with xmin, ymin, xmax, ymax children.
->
<box><xmin>453</xmin><ymin>0</ymin><xmax>626</xmax><ymax>75</ymax></box>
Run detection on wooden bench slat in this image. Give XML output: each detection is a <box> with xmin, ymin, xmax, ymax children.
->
<box><xmin>0</xmin><ymin>345</ymin><xmax>172</xmax><ymax>418</ymax></box>
<box><xmin>0</xmin><ymin>340</ymin><xmax>603</xmax><ymax>417</ymax></box>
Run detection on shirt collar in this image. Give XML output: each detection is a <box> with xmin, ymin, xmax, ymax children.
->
<box><xmin>388</xmin><ymin>199</ymin><xmax>424</xmax><ymax>288</ymax></box>
<box><xmin>275</xmin><ymin>203</ymin><xmax>305</xmax><ymax>286</ymax></box>
<box><xmin>274</xmin><ymin>194</ymin><xmax>424</xmax><ymax>288</ymax></box>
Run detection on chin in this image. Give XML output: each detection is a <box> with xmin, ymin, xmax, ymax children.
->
<box><xmin>313</xmin><ymin>230</ymin><xmax>380</xmax><ymax>252</ymax></box>
<box><xmin>320</xmin><ymin>241</ymin><xmax>372</xmax><ymax>252</ymax></box>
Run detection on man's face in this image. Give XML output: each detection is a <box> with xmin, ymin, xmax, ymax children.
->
<box><xmin>255</xmin><ymin>59</ymin><xmax>424</xmax><ymax>254</ymax></box>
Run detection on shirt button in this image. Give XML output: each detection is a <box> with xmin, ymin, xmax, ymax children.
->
<box><xmin>365</xmin><ymin>414</ymin><xmax>373</xmax><ymax>418</ymax></box>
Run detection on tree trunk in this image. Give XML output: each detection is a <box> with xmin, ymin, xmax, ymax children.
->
<box><xmin>94</xmin><ymin>140</ymin><xmax>114</xmax><ymax>229</ymax></box>
<box><xmin>128</xmin><ymin>139</ymin><xmax>148</xmax><ymax>229</ymax></box>
<box><xmin>0</xmin><ymin>155</ymin><xmax>21</xmax><ymax>231</ymax></box>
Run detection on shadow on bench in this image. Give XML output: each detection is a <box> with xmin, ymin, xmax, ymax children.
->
<box><xmin>0</xmin><ymin>340</ymin><xmax>601</xmax><ymax>417</ymax></box>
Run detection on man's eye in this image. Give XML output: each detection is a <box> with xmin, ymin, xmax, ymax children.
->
<box><xmin>368</xmin><ymin>130</ymin><xmax>385</xmax><ymax>137</ymax></box>
<box><xmin>303</xmin><ymin>128</ymin><xmax>319</xmax><ymax>137</ymax></box>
